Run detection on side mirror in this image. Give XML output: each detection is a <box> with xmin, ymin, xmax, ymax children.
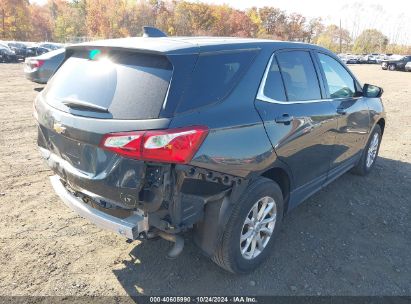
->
<box><xmin>363</xmin><ymin>83</ymin><xmax>383</xmax><ymax>98</ymax></box>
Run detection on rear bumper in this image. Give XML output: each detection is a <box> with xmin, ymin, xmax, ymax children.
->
<box><xmin>49</xmin><ymin>175</ymin><xmax>148</xmax><ymax>239</ymax></box>
<box><xmin>24</xmin><ymin>67</ymin><xmax>48</xmax><ymax>84</ymax></box>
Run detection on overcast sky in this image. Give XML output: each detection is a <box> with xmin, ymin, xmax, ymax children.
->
<box><xmin>32</xmin><ymin>0</ymin><xmax>411</xmax><ymax>44</ymax></box>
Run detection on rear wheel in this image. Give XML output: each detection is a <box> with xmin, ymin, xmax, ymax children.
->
<box><xmin>212</xmin><ymin>177</ymin><xmax>284</xmax><ymax>274</ymax></box>
<box><xmin>388</xmin><ymin>64</ymin><xmax>396</xmax><ymax>71</ymax></box>
<box><xmin>352</xmin><ymin>125</ymin><xmax>382</xmax><ymax>176</ymax></box>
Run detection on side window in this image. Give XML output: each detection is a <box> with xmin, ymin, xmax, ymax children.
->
<box><xmin>262</xmin><ymin>56</ymin><xmax>287</xmax><ymax>101</ymax></box>
<box><xmin>318</xmin><ymin>53</ymin><xmax>356</xmax><ymax>98</ymax></box>
<box><xmin>177</xmin><ymin>50</ymin><xmax>258</xmax><ymax>113</ymax></box>
<box><xmin>276</xmin><ymin>51</ymin><xmax>322</xmax><ymax>101</ymax></box>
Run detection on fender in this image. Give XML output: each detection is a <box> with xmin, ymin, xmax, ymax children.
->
<box><xmin>193</xmin><ymin>158</ymin><xmax>293</xmax><ymax>257</ymax></box>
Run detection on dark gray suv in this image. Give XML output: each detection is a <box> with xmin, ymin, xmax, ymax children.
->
<box><xmin>34</xmin><ymin>33</ymin><xmax>385</xmax><ymax>273</ymax></box>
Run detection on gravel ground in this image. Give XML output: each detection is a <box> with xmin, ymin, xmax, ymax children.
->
<box><xmin>0</xmin><ymin>63</ymin><xmax>410</xmax><ymax>297</ymax></box>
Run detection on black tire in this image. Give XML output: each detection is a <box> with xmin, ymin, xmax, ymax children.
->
<box><xmin>351</xmin><ymin>125</ymin><xmax>382</xmax><ymax>176</ymax></box>
<box><xmin>388</xmin><ymin>64</ymin><xmax>396</xmax><ymax>71</ymax></box>
<box><xmin>212</xmin><ymin>177</ymin><xmax>284</xmax><ymax>274</ymax></box>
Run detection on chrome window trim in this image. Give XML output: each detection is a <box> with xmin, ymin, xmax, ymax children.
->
<box><xmin>256</xmin><ymin>52</ymin><xmax>356</xmax><ymax>105</ymax></box>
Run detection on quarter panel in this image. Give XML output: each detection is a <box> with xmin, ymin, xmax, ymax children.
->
<box><xmin>170</xmin><ymin>47</ymin><xmax>277</xmax><ymax>178</ymax></box>
<box><xmin>190</xmin><ymin>123</ymin><xmax>276</xmax><ymax>177</ymax></box>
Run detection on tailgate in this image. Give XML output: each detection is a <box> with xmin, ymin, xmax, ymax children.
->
<box><xmin>35</xmin><ymin>92</ymin><xmax>171</xmax><ymax>210</ymax></box>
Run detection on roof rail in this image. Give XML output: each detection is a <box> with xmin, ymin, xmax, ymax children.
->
<box><xmin>142</xmin><ymin>26</ymin><xmax>167</xmax><ymax>38</ymax></box>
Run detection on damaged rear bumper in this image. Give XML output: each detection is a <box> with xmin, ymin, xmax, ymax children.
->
<box><xmin>49</xmin><ymin>175</ymin><xmax>149</xmax><ymax>239</ymax></box>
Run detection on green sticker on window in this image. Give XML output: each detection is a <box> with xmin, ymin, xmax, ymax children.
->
<box><xmin>89</xmin><ymin>49</ymin><xmax>101</xmax><ymax>60</ymax></box>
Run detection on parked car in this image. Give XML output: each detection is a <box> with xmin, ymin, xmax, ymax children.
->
<box><xmin>23</xmin><ymin>42</ymin><xmax>63</xmax><ymax>57</ymax></box>
<box><xmin>358</xmin><ymin>55</ymin><xmax>368</xmax><ymax>64</ymax></box>
<box><xmin>346</xmin><ymin>55</ymin><xmax>359</xmax><ymax>64</ymax></box>
<box><xmin>24</xmin><ymin>48</ymin><xmax>65</xmax><ymax>84</ymax></box>
<box><xmin>25</xmin><ymin>45</ymin><xmax>39</xmax><ymax>57</ymax></box>
<box><xmin>5</xmin><ymin>41</ymin><xmax>27</xmax><ymax>61</ymax></box>
<box><xmin>0</xmin><ymin>45</ymin><xmax>17</xmax><ymax>63</ymax></box>
<box><xmin>405</xmin><ymin>61</ymin><xmax>411</xmax><ymax>72</ymax></box>
<box><xmin>359</xmin><ymin>55</ymin><xmax>377</xmax><ymax>64</ymax></box>
<box><xmin>38</xmin><ymin>42</ymin><xmax>64</xmax><ymax>51</ymax></box>
<box><xmin>35</xmin><ymin>46</ymin><xmax>51</xmax><ymax>56</ymax></box>
<box><xmin>375</xmin><ymin>54</ymin><xmax>385</xmax><ymax>64</ymax></box>
<box><xmin>381</xmin><ymin>55</ymin><xmax>411</xmax><ymax>71</ymax></box>
<box><xmin>34</xmin><ymin>31</ymin><xmax>385</xmax><ymax>273</ymax></box>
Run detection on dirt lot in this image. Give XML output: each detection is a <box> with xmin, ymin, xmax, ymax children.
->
<box><xmin>0</xmin><ymin>63</ymin><xmax>410</xmax><ymax>297</ymax></box>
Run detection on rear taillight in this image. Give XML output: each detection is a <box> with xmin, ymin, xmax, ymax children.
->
<box><xmin>28</xmin><ymin>59</ymin><xmax>45</xmax><ymax>69</ymax></box>
<box><xmin>100</xmin><ymin>126</ymin><xmax>209</xmax><ymax>164</ymax></box>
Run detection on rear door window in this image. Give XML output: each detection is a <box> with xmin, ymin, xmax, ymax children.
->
<box><xmin>262</xmin><ymin>56</ymin><xmax>287</xmax><ymax>101</ymax></box>
<box><xmin>276</xmin><ymin>51</ymin><xmax>322</xmax><ymax>101</ymax></box>
<box><xmin>176</xmin><ymin>50</ymin><xmax>258</xmax><ymax>113</ymax></box>
<box><xmin>44</xmin><ymin>50</ymin><xmax>172</xmax><ymax>119</ymax></box>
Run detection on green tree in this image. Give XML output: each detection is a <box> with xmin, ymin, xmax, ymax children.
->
<box><xmin>316</xmin><ymin>24</ymin><xmax>351</xmax><ymax>53</ymax></box>
<box><xmin>0</xmin><ymin>0</ymin><xmax>31</xmax><ymax>40</ymax></box>
<box><xmin>305</xmin><ymin>17</ymin><xmax>324</xmax><ymax>43</ymax></box>
<box><xmin>209</xmin><ymin>5</ymin><xmax>255</xmax><ymax>37</ymax></box>
<box><xmin>286</xmin><ymin>13</ymin><xmax>306</xmax><ymax>41</ymax></box>
<box><xmin>246</xmin><ymin>7</ymin><xmax>261</xmax><ymax>37</ymax></box>
<box><xmin>258</xmin><ymin>6</ymin><xmax>287</xmax><ymax>39</ymax></box>
<box><xmin>30</xmin><ymin>4</ymin><xmax>52</xmax><ymax>41</ymax></box>
<box><xmin>53</xmin><ymin>0</ymin><xmax>87</xmax><ymax>42</ymax></box>
<box><xmin>173</xmin><ymin>1</ymin><xmax>215</xmax><ymax>36</ymax></box>
<box><xmin>353</xmin><ymin>29</ymin><xmax>388</xmax><ymax>54</ymax></box>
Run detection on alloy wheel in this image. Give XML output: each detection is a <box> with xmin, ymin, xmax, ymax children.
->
<box><xmin>366</xmin><ymin>133</ymin><xmax>379</xmax><ymax>168</ymax></box>
<box><xmin>240</xmin><ymin>196</ymin><xmax>277</xmax><ymax>260</ymax></box>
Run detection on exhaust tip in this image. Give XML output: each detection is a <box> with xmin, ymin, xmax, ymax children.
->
<box><xmin>157</xmin><ymin>231</ymin><xmax>184</xmax><ymax>259</ymax></box>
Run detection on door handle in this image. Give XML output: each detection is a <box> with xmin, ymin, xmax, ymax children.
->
<box><xmin>275</xmin><ymin>114</ymin><xmax>294</xmax><ymax>124</ymax></box>
<box><xmin>337</xmin><ymin>107</ymin><xmax>347</xmax><ymax>115</ymax></box>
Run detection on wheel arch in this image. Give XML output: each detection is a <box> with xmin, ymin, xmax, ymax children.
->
<box><xmin>193</xmin><ymin>163</ymin><xmax>293</xmax><ymax>257</ymax></box>
<box><xmin>376</xmin><ymin>117</ymin><xmax>385</xmax><ymax>135</ymax></box>
<box><xmin>261</xmin><ymin>166</ymin><xmax>291</xmax><ymax>213</ymax></box>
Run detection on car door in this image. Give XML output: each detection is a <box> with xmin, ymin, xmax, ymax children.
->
<box><xmin>399</xmin><ymin>56</ymin><xmax>411</xmax><ymax>69</ymax></box>
<box><xmin>255</xmin><ymin>49</ymin><xmax>339</xmax><ymax>209</ymax></box>
<box><xmin>314</xmin><ymin>52</ymin><xmax>370</xmax><ymax>175</ymax></box>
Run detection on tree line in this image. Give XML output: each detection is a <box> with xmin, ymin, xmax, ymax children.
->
<box><xmin>1</xmin><ymin>0</ymin><xmax>410</xmax><ymax>54</ymax></box>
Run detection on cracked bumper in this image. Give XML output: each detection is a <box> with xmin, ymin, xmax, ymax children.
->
<box><xmin>49</xmin><ymin>175</ymin><xmax>149</xmax><ymax>239</ymax></box>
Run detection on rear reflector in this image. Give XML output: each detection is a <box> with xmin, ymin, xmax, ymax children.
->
<box><xmin>100</xmin><ymin>126</ymin><xmax>208</xmax><ymax>164</ymax></box>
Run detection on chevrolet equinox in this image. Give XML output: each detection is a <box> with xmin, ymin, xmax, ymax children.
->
<box><xmin>34</xmin><ymin>29</ymin><xmax>385</xmax><ymax>273</ymax></box>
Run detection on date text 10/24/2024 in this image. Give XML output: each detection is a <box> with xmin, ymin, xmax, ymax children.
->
<box><xmin>149</xmin><ymin>296</ymin><xmax>257</xmax><ymax>303</ymax></box>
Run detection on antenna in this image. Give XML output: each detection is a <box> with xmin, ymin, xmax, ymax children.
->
<box><xmin>142</xmin><ymin>26</ymin><xmax>167</xmax><ymax>38</ymax></box>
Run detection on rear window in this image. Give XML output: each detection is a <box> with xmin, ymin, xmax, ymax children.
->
<box><xmin>44</xmin><ymin>50</ymin><xmax>172</xmax><ymax>119</ymax></box>
<box><xmin>176</xmin><ymin>50</ymin><xmax>258</xmax><ymax>113</ymax></box>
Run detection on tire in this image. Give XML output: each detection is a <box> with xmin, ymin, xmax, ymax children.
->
<box><xmin>388</xmin><ymin>64</ymin><xmax>396</xmax><ymax>71</ymax></box>
<box><xmin>351</xmin><ymin>125</ymin><xmax>382</xmax><ymax>176</ymax></box>
<box><xmin>212</xmin><ymin>177</ymin><xmax>284</xmax><ymax>274</ymax></box>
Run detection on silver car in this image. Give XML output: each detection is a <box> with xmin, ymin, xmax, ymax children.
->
<box><xmin>24</xmin><ymin>48</ymin><xmax>65</xmax><ymax>84</ymax></box>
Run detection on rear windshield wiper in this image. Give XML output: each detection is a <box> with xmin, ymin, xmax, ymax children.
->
<box><xmin>61</xmin><ymin>98</ymin><xmax>109</xmax><ymax>113</ymax></box>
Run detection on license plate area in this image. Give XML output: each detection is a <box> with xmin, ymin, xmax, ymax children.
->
<box><xmin>63</xmin><ymin>137</ymin><xmax>82</xmax><ymax>160</ymax></box>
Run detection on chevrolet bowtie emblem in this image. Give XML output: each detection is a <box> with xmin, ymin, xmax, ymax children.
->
<box><xmin>53</xmin><ymin>122</ymin><xmax>66</xmax><ymax>134</ymax></box>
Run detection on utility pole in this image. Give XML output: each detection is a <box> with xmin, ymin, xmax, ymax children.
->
<box><xmin>339</xmin><ymin>18</ymin><xmax>342</xmax><ymax>53</ymax></box>
<box><xmin>1</xmin><ymin>8</ymin><xmax>5</xmax><ymax>39</ymax></box>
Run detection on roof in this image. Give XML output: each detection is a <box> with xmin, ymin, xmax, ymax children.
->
<box><xmin>68</xmin><ymin>36</ymin><xmax>326</xmax><ymax>55</ymax></box>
